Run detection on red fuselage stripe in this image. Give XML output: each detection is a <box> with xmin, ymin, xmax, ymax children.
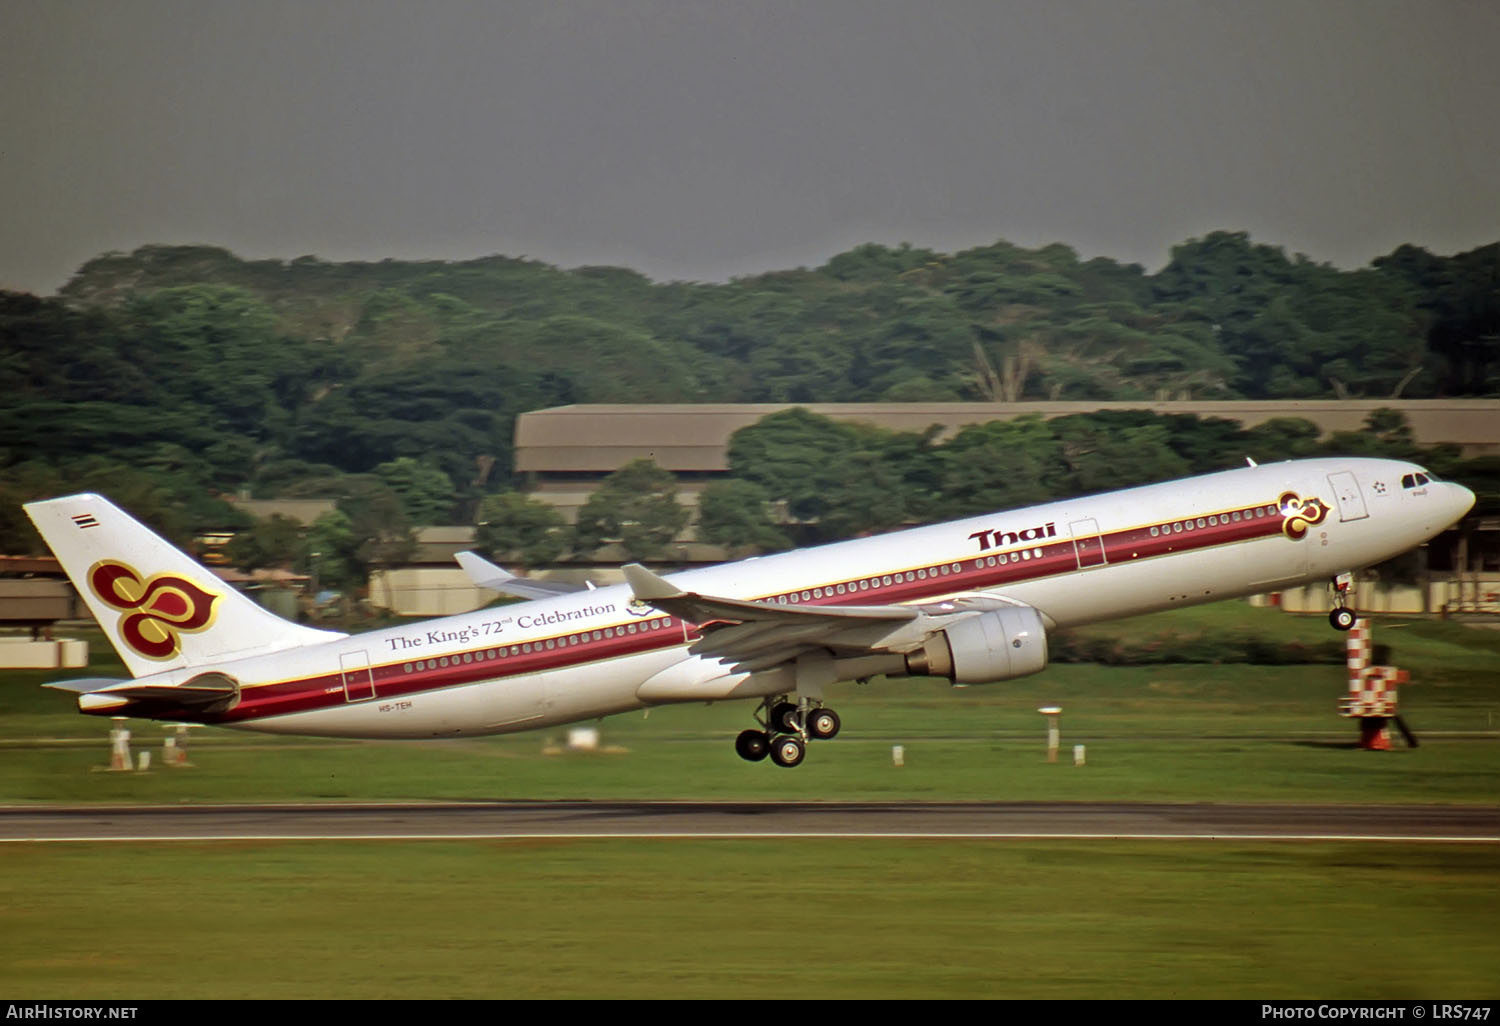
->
<box><xmin>142</xmin><ymin>502</ymin><xmax>1293</xmax><ymax>724</ymax></box>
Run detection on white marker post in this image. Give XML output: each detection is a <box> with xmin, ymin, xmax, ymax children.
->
<box><xmin>108</xmin><ymin>718</ymin><xmax>131</xmax><ymax>772</ymax></box>
<box><xmin>163</xmin><ymin>723</ymin><xmax>198</xmax><ymax>768</ymax></box>
<box><xmin>1039</xmin><ymin>707</ymin><xmax>1062</xmax><ymax>763</ymax></box>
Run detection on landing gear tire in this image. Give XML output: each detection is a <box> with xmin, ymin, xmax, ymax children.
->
<box><xmin>1329</xmin><ymin>607</ymin><xmax>1357</xmax><ymax>631</ymax></box>
<box><xmin>769</xmin><ymin>700</ymin><xmax>800</xmax><ymax>733</ymax></box>
<box><xmin>735</xmin><ymin>729</ymin><xmax>770</xmax><ymax>762</ymax></box>
<box><xmin>769</xmin><ymin>735</ymin><xmax>806</xmax><ymax>768</ymax></box>
<box><xmin>806</xmin><ymin>708</ymin><xmax>841</xmax><ymax>740</ymax></box>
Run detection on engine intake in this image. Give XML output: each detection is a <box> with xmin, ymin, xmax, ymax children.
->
<box><xmin>905</xmin><ymin>606</ymin><xmax>1048</xmax><ymax>684</ymax></box>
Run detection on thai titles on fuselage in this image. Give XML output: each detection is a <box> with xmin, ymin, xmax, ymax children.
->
<box><xmin>968</xmin><ymin>521</ymin><xmax>1058</xmax><ymax>552</ymax></box>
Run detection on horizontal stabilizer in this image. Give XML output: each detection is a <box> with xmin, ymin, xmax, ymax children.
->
<box><xmin>42</xmin><ymin>677</ymin><xmax>129</xmax><ymax>694</ymax></box>
<box><xmin>46</xmin><ymin>673</ymin><xmax>239</xmax><ymax>713</ymax></box>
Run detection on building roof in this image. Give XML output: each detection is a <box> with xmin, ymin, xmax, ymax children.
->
<box><xmin>514</xmin><ymin>400</ymin><xmax>1500</xmax><ymax>473</ymax></box>
<box><xmin>230</xmin><ymin>498</ymin><xmax>339</xmax><ymax>524</ymax></box>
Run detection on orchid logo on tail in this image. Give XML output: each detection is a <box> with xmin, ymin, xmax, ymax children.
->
<box><xmin>88</xmin><ymin>561</ymin><xmax>220</xmax><ymax>660</ymax></box>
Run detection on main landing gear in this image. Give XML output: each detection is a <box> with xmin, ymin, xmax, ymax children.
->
<box><xmin>1328</xmin><ymin>572</ymin><xmax>1357</xmax><ymax>631</ymax></box>
<box><xmin>735</xmin><ymin>696</ymin><xmax>842</xmax><ymax>767</ymax></box>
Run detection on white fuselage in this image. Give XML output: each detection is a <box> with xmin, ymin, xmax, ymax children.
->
<box><xmin>171</xmin><ymin>457</ymin><xmax>1472</xmax><ymax>739</ymax></box>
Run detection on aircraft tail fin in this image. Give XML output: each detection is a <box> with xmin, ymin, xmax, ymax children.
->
<box><xmin>24</xmin><ymin>494</ymin><xmax>345</xmax><ymax>678</ymax></box>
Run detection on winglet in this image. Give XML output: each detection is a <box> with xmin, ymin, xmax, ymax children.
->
<box><xmin>622</xmin><ymin>563</ymin><xmax>684</xmax><ymax>602</ymax></box>
<box><xmin>455</xmin><ymin>550</ymin><xmax>515</xmax><ymax>590</ymax></box>
<box><xmin>455</xmin><ymin>550</ymin><xmax>587</xmax><ymax>600</ymax></box>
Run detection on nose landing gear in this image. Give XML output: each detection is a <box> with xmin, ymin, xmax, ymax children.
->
<box><xmin>1329</xmin><ymin>572</ymin><xmax>1356</xmax><ymax>631</ymax></box>
<box><xmin>734</xmin><ymin>695</ymin><xmax>841</xmax><ymax>767</ymax></box>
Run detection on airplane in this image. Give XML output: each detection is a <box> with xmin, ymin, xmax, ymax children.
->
<box><xmin>24</xmin><ymin>456</ymin><xmax>1475</xmax><ymax>767</ymax></box>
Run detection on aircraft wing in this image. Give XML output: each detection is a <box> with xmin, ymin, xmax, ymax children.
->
<box><xmin>622</xmin><ymin>563</ymin><xmax>969</xmax><ymax>673</ymax></box>
<box><xmin>455</xmin><ymin>551</ymin><xmax>591</xmax><ymax>600</ymax></box>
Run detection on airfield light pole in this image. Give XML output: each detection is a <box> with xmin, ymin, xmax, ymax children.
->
<box><xmin>1038</xmin><ymin>706</ymin><xmax>1062</xmax><ymax>763</ymax></box>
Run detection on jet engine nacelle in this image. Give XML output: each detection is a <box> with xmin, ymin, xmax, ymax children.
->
<box><xmin>905</xmin><ymin>606</ymin><xmax>1048</xmax><ymax>684</ymax></box>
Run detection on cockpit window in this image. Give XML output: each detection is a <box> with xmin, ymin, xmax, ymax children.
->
<box><xmin>1402</xmin><ymin>472</ymin><xmax>1431</xmax><ymax>489</ymax></box>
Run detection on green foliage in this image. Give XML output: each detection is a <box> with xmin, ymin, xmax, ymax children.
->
<box><xmin>292</xmin><ymin>476</ymin><xmax>417</xmax><ymax>588</ymax></box>
<box><xmin>726</xmin><ymin>408</ymin><xmax>921</xmax><ymax>541</ymax></box>
<box><xmin>6</xmin><ymin>235</ymin><xmax>1493</xmax><ymax>506</ymax></box>
<box><xmin>938</xmin><ymin>416</ymin><xmax>1060</xmax><ymax>515</ymax></box>
<box><xmin>1241</xmin><ymin>417</ymin><xmax>1325</xmax><ymax>462</ymax></box>
<box><xmin>1376</xmin><ymin>242</ymin><xmax>1500</xmax><ymax>395</ymax></box>
<box><xmin>1049</xmin><ymin>628</ymin><xmax>1345</xmax><ymax>665</ymax></box>
<box><xmin>695</xmin><ymin>479</ymin><xmax>792</xmax><ymax>554</ymax></box>
<box><xmin>717</xmin><ymin>406</ymin><xmax>1475</xmax><ymax>543</ymax></box>
<box><xmin>3</xmin><ymin>236</ymin><xmax>1494</xmax><ymax>576</ymax></box>
<box><xmin>225</xmin><ymin>513</ymin><xmax>305</xmax><ymax>572</ymax></box>
<box><xmin>305</xmin><ymin>509</ymin><xmax>363</xmax><ymax>592</ymax></box>
<box><xmin>1046</xmin><ymin>413</ymin><xmax>1191</xmax><ymax>494</ymax></box>
<box><xmin>336</xmin><ymin>479</ymin><xmax>417</xmax><ymax>578</ymax></box>
<box><xmin>476</xmin><ymin>492</ymin><xmax>570</xmax><ymax>565</ymax></box>
<box><xmin>1152</xmin><ymin>231</ymin><xmax>1440</xmax><ymax>399</ymax></box>
<box><xmin>572</xmin><ymin>459</ymin><xmax>689</xmax><ymax>560</ymax></box>
<box><xmin>375</xmin><ymin>457</ymin><xmax>456</xmax><ymax>525</ymax></box>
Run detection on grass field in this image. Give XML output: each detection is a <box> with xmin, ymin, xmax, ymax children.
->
<box><xmin>2</xmin><ymin>602</ymin><xmax>1497</xmax><ymax>998</ymax></box>
<box><xmin>2</xmin><ymin>839</ymin><xmax>1496</xmax><ymax>999</ymax></box>
<box><xmin>2</xmin><ymin>604</ymin><xmax>1496</xmax><ymax>805</ymax></box>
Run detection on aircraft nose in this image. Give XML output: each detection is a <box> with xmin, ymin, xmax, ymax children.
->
<box><xmin>1450</xmin><ymin>481</ymin><xmax>1477</xmax><ymax>520</ymax></box>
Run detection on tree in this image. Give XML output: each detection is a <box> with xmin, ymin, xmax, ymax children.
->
<box><xmin>1242</xmin><ymin>418</ymin><xmax>1324</xmax><ymax>463</ymax></box>
<box><xmin>375</xmin><ymin>457</ymin><xmax>457</xmax><ymax>524</ymax></box>
<box><xmin>1377</xmin><ymin>243</ymin><xmax>1500</xmax><ymax>395</ymax></box>
<box><xmin>121</xmin><ymin>284</ymin><xmax>289</xmax><ymax>438</ymax></box>
<box><xmin>305</xmin><ymin>510</ymin><xmax>363</xmax><ymax>593</ymax></box>
<box><xmin>938</xmin><ymin>416</ymin><xmax>1060</xmax><ymax>514</ymax></box>
<box><xmin>338</xmin><ymin>480</ymin><xmax>417</xmax><ymax>580</ymax></box>
<box><xmin>726</xmin><ymin>408</ymin><xmax>921</xmax><ymax>541</ymax></box>
<box><xmin>572</xmin><ymin>459</ymin><xmax>689</xmax><ymax>560</ymax></box>
<box><xmin>1046</xmin><ymin>414</ymin><xmax>1190</xmax><ymax>495</ymax></box>
<box><xmin>475</xmin><ymin>492</ymin><xmax>569</xmax><ymax>565</ymax></box>
<box><xmin>226</xmin><ymin>513</ymin><xmax>305</xmax><ymax>572</ymax></box>
<box><xmin>696</xmin><ymin>480</ymin><xmax>791</xmax><ymax>555</ymax></box>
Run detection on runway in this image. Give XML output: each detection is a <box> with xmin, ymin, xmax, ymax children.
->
<box><xmin>2</xmin><ymin>801</ymin><xmax>1497</xmax><ymax>842</ymax></box>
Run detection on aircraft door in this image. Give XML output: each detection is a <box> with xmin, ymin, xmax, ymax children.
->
<box><xmin>340</xmin><ymin>650</ymin><xmax>376</xmax><ymax>702</ymax></box>
<box><xmin>1069</xmin><ymin>518</ymin><xmax>1107</xmax><ymax>569</ymax></box>
<box><xmin>1327</xmin><ymin>471</ymin><xmax>1369</xmax><ymax>522</ymax></box>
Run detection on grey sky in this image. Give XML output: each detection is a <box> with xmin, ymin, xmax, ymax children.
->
<box><xmin>2</xmin><ymin>0</ymin><xmax>1497</xmax><ymax>295</ymax></box>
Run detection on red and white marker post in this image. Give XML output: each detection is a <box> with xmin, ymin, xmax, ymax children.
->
<box><xmin>1339</xmin><ymin>619</ymin><xmax>1413</xmax><ymax>750</ymax></box>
